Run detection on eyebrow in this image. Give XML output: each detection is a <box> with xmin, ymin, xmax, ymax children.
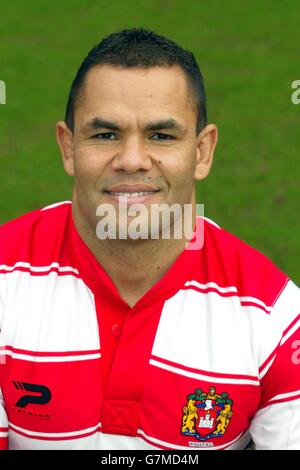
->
<box><xmin>81</xmin><ymin>117</ymin><xmax>186</xmax><ymax>133</ymax></box>
<box><xmin>81</xmin><ymin>118</ymin><xmax>120</xmax><ymax>132</ymax></box>
<box><xmin>144</xmin><ymin>119</ymin><xmax>185</xmax><ymax>132</ymax></box>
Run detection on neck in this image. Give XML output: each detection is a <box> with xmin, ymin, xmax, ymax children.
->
<box><xmin>72</xmin><ymin>205</ymin><xmax>195</xmax><ymax>307</ymax></box>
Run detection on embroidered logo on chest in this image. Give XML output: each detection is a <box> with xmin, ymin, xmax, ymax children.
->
<box><xmin>181</xmin><ymin>386</ymin><xmax>233</xmax><ymax>444</ymax></box>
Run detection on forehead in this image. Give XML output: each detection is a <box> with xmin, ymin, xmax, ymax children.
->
<box><xmin>75</xmin><ymin>64</ymin><xmax>196</xmax><ymax>123</ymax></box>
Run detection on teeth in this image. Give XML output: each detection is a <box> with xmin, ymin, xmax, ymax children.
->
<box><xmin>108</xmin><ymin>191</ymin><xmax>156</xmax><ymax>197</ymax></box>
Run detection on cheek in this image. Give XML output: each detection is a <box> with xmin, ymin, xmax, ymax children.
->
<box><xmin>157</xmin><ymin>149</ymin><xmax>196</xmax><ymax>185</ymax></box>
<box><xmin>73</xmin><ymin>149</ymin><xmax>104</xmax><ymax>182</ymax></box>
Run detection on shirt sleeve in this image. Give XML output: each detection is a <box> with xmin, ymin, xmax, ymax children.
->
<box><xmin>249</xmin><ymin>286</ymin><xmax>300</xmax><ymax>449</ymax></box>
<box><xmin>0</xmin><ymin>388</ymin><xmax>8</xmax><ymax>450</ymax></box>
<box><xmin>0</xmin><ymin>275</ymin><xmax>8</xmax><ymax>450</ymax></box>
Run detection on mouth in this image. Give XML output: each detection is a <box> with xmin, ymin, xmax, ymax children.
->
<box><xmin>103</xmin><ymin>184</ymin><xmax>160</xmax><ymax>204</ymax></box>
<box><xmin>104</xmin><ymin>190</ymin><xmax>159</xmax><ymax>197</ymax></box>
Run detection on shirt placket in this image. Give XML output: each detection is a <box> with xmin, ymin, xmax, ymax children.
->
<box><xmin>97</xmin><ymin>298</ymin><xmax>165</xmax><ymax>436</ymax></box>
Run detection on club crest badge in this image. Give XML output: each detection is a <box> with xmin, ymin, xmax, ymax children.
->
<box><xmin>181</xmin><ymin>386</ymin><xmax>233</xmax><ymax>441</ymax></box>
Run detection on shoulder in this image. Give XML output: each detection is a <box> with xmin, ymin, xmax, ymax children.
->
<box><xmin>200</xmin><ymin>217</ymin><xmax>289</xmax><ymax>310</ymax></box>
<box><xmin>0</xmin><ymin>201</ymin><xmax>72</xmax><ymax>265</ymax></box>
<box><xmin>200</xmin><ymin>218</ymin><xmax>300</xmax><ymax>369</ymax></box>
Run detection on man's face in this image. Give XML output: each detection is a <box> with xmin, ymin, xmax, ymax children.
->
<box><xmin>58</xmin><ymin>65</ymin><xmax>216</xmax><ymax>235</ymax></box>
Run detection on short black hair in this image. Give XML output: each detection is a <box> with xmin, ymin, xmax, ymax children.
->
<box><xmin>65</xmin><ymin>28</ymin><xmax>207</xmax><ymax>134</ymax></box>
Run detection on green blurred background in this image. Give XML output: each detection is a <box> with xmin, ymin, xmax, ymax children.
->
<box><xmin>0</xmin><ymin>0</ymin><xmax>299</xmax><ymax>282</ymax></box>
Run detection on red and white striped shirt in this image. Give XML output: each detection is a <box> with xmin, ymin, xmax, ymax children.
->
<box><xmin>0</xmin><ymin>201</ymin><xmax>300</xmax><ymax>450</ymax></box>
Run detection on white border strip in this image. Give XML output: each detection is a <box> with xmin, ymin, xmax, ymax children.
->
<box><xmin>259</xmin><ymin>356</ymin><xmax>276</xmax><ymax>381</ymax></box>
<box><xmin>41</xmin><ymin>201</ymin><xmax>72</xmax><ymax>211</ymax></box>
<box><xmin>9</xmin><ymin>421</ymin><xmax>101</xmax><ymax>438</ymax></box>
<box><xmin>0</xmin><ymin>261</ymin><xmax>79</xmax><ymax>275</ymax></box>
<box><xmin>184</xmin><ymin>280</ymin><xmax>272</xmax><ymax>312</ymax></box>
<box><xmin>268</xmin><ymin>389</ymin><xmax>300</xmax><ymax>403</ymax></box>
<box><xmin>202</xmin><ymin>217</ymin><xmax>221</xmax><ymax>229</ymax></box>
<box><xmin>184</xmin><ymin>280</ymin><xmax>237</xmax><ymax>294</ymax></box>
<box><xmin>1</xmin><ymin>350</ymin><xmax>101</xmax><ymax>362</ymax></box>
<box><xmin>150</xmin><ymin>359</ymin><xmax>259</xmax><ymax>386</ymax></box>
<box><xmin>240</xmin><ymin>296</ymin><xmax>271</xmax><ymax>312</ymax></box>
<box><xmin>137</xmin><ymin>428</ymin><xmax>248</xmax><ymax>450</ymax></box>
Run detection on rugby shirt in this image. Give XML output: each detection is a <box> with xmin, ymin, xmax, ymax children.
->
<box><xmin>0</xmin><ymin>200</ymin><xmax>300</xmax><ymax>450</ymax></box>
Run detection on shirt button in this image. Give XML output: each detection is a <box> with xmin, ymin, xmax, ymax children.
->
<box><xmin>111</xmin><ymin>323</ymin><xmax>121</xmax><ymax>337</ymax></box>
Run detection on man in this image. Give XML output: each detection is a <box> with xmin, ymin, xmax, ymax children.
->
<box><xmin>0</xmin><ymin>28</ymin><xmax>300</xmax><ymax>450</ymax></box>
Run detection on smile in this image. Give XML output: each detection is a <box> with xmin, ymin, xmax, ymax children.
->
<box><xmin>105</xmin><ymin>191</ymin><xmax>159</xmax><ymax>197</ymax></box>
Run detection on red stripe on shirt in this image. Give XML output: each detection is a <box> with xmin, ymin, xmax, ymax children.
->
<box><xmin>9</xmin><ymin>423</ymin><xmax>102</xmax><ymax>441</ymax></box>
<box><xmin>0</xmin><ymin>266</ymin><xmax>81</xmax><ymax>278</ymax></box>
<box><xmin>150</xmin><ymin>354</ymin><xmax>259</xmax><ymax>382</ymax></box>
<box><xmin>260</xmin><ymin>392</ymin><xmax>300</xmax><ymax>410</ymax></box>
<box><xmin>182</xmin><ymin>286</ymin><xmax>270</xmax><ymax>314</ymax></box>
<box><xmin>3</xmin><ymin>345</ymin><xmax>100</xmax><ymax>357</ymax></box>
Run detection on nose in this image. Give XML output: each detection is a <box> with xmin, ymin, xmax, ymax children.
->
<box><xmin>111</xmin><ymin>136</ymin><xmax>152</xmax><ymax>173</ymax></box>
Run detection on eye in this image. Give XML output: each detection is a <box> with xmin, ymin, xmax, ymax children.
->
<box><xmin>151</xmin><ymin>133</ymin><xmax>175</xmax><ymax>141</ymax></box>
<box><xmin>93</xmin><ymin>132</ymin><xmax>118</xmax><ymax>140</ymax></box>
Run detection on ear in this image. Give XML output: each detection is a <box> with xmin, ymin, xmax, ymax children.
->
<box><xmin>56</xmin><ymin>121</ymin><xmax>75</xmax><ymax>177</ymax></box>
<box><xmin>194</xmin><ymin>124</ymin><xmax>218</xmax><ymax>181</ymax></box>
